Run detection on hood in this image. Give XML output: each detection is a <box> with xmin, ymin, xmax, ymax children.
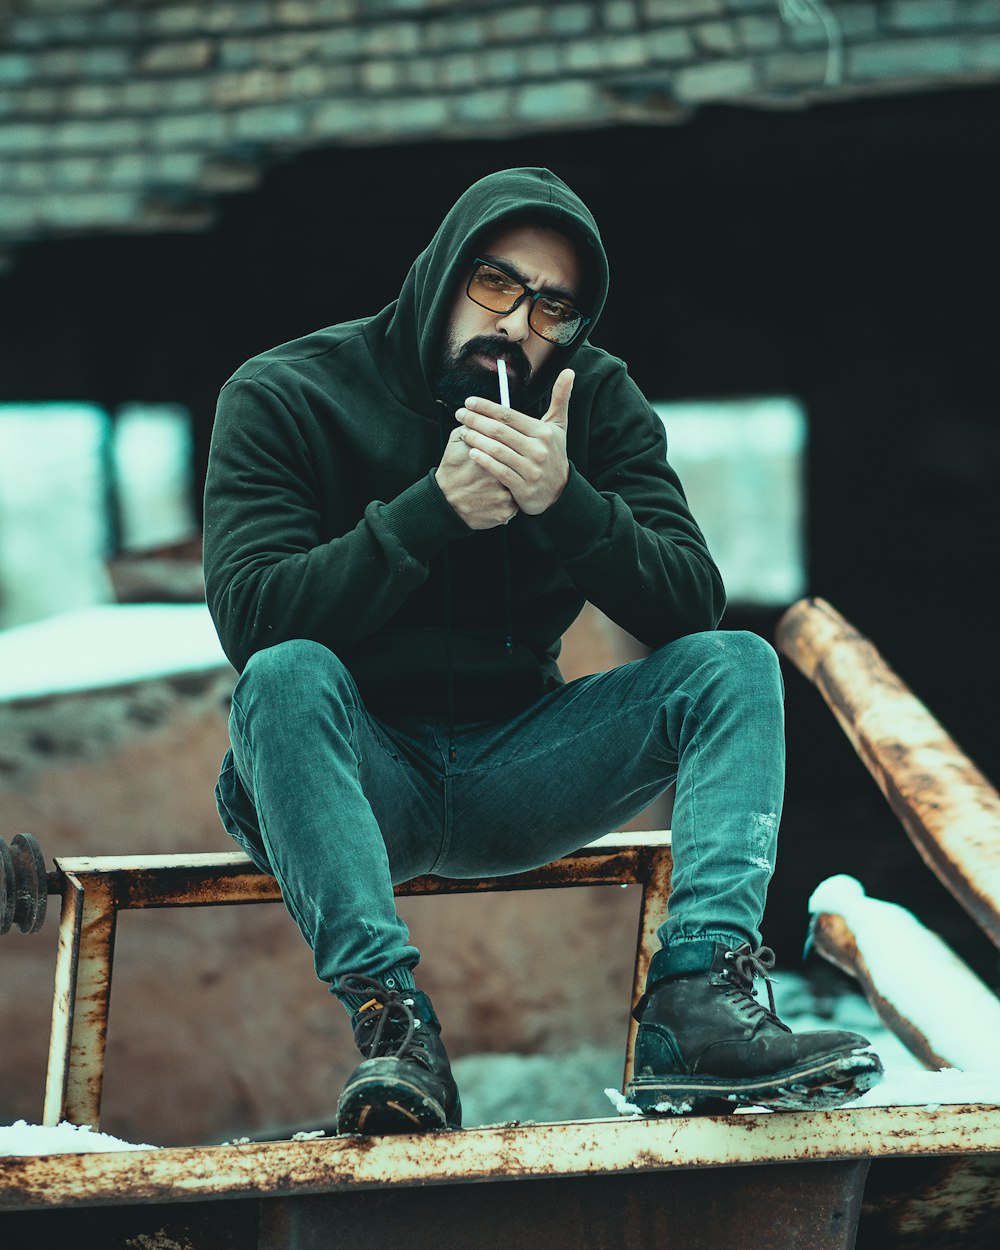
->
<box><xmin>370</xmin><ymin>167</ymin><xmax>610</xmax><ymax>414</ymax></box>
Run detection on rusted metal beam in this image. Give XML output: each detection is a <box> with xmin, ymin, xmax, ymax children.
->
<box><xmin>2</xmin><ymin>1104</ymin><xmax>997</xmax><ymax>1213</ymax></box>
<box><xmin>776</xmin><ymin>597</ymin><xmax>1000</xmax><ymax>948</ymax></box>
<box><xmin>41</xmin><ymin>834</ymin><xmax>672</xmax><ymax>1129</ymax></box>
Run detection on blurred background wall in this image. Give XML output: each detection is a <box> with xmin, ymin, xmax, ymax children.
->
<box><xmin>1</xmin><ymin>0</ymin><xmax>999</xmax><ymax>1144</ymax></box>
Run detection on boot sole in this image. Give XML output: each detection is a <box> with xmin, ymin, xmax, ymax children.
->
<box><xmin>625</xmin><ymin>1047</ymin><xmax>884</xmax><ymax>1115</ymax></box>
<box><xmin>337</xmin><ymin>1071</ymin><xmax>451</xmax><ymax>1136</ymax></box>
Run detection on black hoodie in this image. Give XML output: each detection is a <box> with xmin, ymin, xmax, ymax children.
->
<box><xmin>203</xmin><ymin>167</ymin><xmax>725</xmax><ymax>721</ymax></box>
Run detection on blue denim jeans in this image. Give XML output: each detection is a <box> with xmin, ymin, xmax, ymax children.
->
<box><xmin>217</xmin><ymin>631</ymin><xmax>785</xmax><ymax>988</ymax></box>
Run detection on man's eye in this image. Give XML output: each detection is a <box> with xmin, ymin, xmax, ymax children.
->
<box><xmin>539</xmin><ymin>299</ymin><xmax>573</xmax><ymax>320</ymax></box>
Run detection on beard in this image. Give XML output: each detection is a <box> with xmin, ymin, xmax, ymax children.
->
<box><xmin>434</xmin><ymin>335</ymin><xmax>533</xmax><ymax>416</ymax></box>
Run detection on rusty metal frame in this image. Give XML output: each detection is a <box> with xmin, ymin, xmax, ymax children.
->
<box><xmin>42</xmin><ymin>831</ymin><xmax>672</xmax><ymax>1129</ymax></box>
<box><xmin>3</xmin><ymin>1103</ymin><xmax>997</xmax><ymax>1214</ymax></box>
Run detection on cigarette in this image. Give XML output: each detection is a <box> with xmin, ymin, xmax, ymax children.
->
<box><xmin>497</xmin><ymin>357</ymin><xmax>510</xmax><ymax>408</ymax></box>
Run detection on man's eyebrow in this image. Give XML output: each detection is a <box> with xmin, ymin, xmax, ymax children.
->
<box><xmin>480</xmin><ymin>254</ymin><xmax>578</xmax><ymax>305</ymax></box>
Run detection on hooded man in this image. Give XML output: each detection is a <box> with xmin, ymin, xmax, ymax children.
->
<box><xmin>204</xmin><ymin>168</ymin><xmax>882</xmax><ymax>1136</ymax></box>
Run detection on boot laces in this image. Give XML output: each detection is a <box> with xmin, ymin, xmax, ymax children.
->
<box><xmin>723</xmin><ymin>943</ymin><xmax>783</xmax><ymax>1023</ymax></box>
<box><xmin>337</xmin><ymin>975</ymin><xmax>431</xmax><ymax>1069</ymax></box>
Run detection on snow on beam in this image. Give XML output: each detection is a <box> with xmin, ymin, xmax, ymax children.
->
<box><xmin>808</xmin><ymin>875</ymin><xmax>1000</xmax><ymax>1071</ymax></box>
<box><xmin>776</xmin><ymin>597</ymin><xmax>1000</xmax><ymax>949</ymax></box>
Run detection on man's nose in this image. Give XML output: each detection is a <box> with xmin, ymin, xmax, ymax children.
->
<box><xmin>495</xmin><ymin>300</ymin><xmax>531</xmax><ymax>341</ymax></box>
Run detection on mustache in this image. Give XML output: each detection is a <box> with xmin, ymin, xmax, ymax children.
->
<box><xmin>455</xmin><ymin>336</ymin><xmax>532</xmax><ymax>384</ymax></box>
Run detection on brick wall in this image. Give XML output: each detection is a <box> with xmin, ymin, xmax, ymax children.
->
<box><xmin>1</xmin><ymin>0</ymin><xmax>999</xmax><ymax>255</ymax></box>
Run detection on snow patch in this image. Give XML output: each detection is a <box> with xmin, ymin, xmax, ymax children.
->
<box><xmin>0</xmin><ymin>1120</ymin><xmax>159</xmax><ymax>1156</ymax></box>
<box><xmin>0</xmin><ymin>603</ymin><xmax>229</xmax><ymax>702</ymax></box>
<box><xmin>809</xmin><ymin>875</ymin><xmax>1000</xmax><ymax>1071</ymax></box>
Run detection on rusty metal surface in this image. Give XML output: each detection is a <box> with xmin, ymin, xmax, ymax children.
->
<box><xmin>861</xmin><ymin>1152</ymin><xmax>1000</xmax><ymax>1250</ymax></box>
<box><xmin>2</xmin><ymin>1104</ymin><xmax>997</xmax><ymax>1213</ymax></box>
<box><xmin>776</xmin><ymin>597</ymin><xmax>1000</xmax><ymax>948</ymax></box>
<box><xmin>624</xmin><ymin>847</ymin><xmax>673</xmax><ymax>1088</ymax></box>
<box><xmin>38</xmin><ymin>834</ymin><xmax>672</xmax><ymax>1131</ymax></box>
<box><xmin>0</xmin><ymin>833</ymin><xmax>47</xmax><ymax>935</ymax></box>
<box><xmin>260</xmin><ymin>1160</ymin><xmax>869</xmax><ymax>1250</ymax></box>
<box><xmin>42</xmin><ymin>872</ymin><xmax>117</xmax><ymax>1128</ymax></box>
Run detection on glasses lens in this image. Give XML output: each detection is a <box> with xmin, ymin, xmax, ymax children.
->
<box><xmin>468</xmin><ymin>264</ymin><xmax>524</xmax><ymax>313</ymax></box>
<box><xmin>529</xmin><ymin>299</ymin><xmax>584</xmax><ymax>345</ymax></box>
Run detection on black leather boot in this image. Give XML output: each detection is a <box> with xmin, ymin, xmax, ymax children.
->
<box><xmin>625</xmin><ymin>941</ymin><xmax>883</xmax><ymax>1114</ymax></box>
<box><xmin>335</xmin><ymin>975</ymin><xmax>462</xmax><ymax>1135</ymax></box>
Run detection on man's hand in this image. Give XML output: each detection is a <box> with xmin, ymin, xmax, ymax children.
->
<box><xmin>455</xmin><ymin>368</ymin><xmax>574</xmax><ymax>516</ymax></box>
<box><xmin>435</xmin><ymin>425</ymin><xmax>518</xmax><ymax>530</ymax></box>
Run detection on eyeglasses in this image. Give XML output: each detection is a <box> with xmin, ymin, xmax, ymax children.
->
<box><xmin>466</xmin><ymin>258</ymin><xmax>590</xmax><ymax>346</ymax></box>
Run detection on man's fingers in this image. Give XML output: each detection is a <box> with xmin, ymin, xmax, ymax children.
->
<box><xmin>457</xmin><ymin>406</ymin><xmax>534</xmax><ymax>453</ymax></box>
<box><xmin>544</xmin><ymin>368</ymin><xmax>574</xmax><ymax>427</ymax></box>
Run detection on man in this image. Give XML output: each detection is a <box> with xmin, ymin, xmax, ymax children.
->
<box><xmin>204</xmin><ymin>167</ymin><xmax>882</xmax><ymax>1135</ymax></box>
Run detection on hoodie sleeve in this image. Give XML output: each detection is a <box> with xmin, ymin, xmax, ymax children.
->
<box><xmin>533</xmin><ymin>364</ymin><xmax>726</xmax><ymax>647</ymax></box>
<box><xmin>203</xmin><ymin>377</ymin><xmax>471</xmax><ymax>672</ymax></box>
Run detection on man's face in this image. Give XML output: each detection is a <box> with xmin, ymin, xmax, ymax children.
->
<box><xmin>435</xmin><ymin>223</ymin><xmax>583</xmax><ymax>412</ymax></box>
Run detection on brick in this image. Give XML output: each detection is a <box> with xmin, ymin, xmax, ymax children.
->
<box><xmin>734</xmin><ymin>14</ymin><xmax>784</xmax><ymax>49</ymax></box>
<box><xmin>164</xmin><ymin>78</ymin><xmax>212</xmax><ymax>110</ymax></box>
<box><xmin>23</xmin><ymin>0</ymin><xmax>104</xmax><ymax>9</ymax></box>
<box><xmin>847</xmin><ymin>36</ymin><xmax>965</xmax><ymax>78</ymax></box>
<box><xmin>405</xmin><ymin>57</ymin><xmax>439</xmax><ymax>90</ymax></box>
<box><xmin>361</xmin><ymin>22</ymin><xmax>421</xmax><ymax>56</ymax></box>
<box><xmin>786</xmin><ymin>20</ymin><xmax>830</xmax><ymax>50</ymax></box>
<box><xmin>79</xmin><ymin>47</ymin><xmax>133</xmax><ymax>78</ymax></box>
<box><xmin>483</xmin><ymin>49</ymin><xmax>525</xmax><ymax>82</ymax></box>
<box><xmin>515</xmin><ymin>79</ymin><xmax>609</xmax><ymax>123</ymax></box>
<box><xmin>152</xmin><ymin>112</ymin><xmax>228</xmax><ymax>148</ymax></box>
<box><xmin>672</xmin><ymin>58</ymin><xmax>757</xmax><ymax>100</ymax></box>
<box><xmin>371</xmin><ymin>95</ymin><xmax>450</xmax><ymax>133</ymax></box>
<box><xmin>260</xmin><ymin>32</ymin><xmax>324</xmax><ymax>66</ymax></box>
<box><xmin>90</xmin><ymin>10</ymin><xmax>143</xmax><ymax>42</ymax></box>
<box><xmin>360</xmin><ymin>59</ymin><xmax>401</xmax><ymax>91</ymax></box>
<box><xmin>884</xmin><ymin>1</ymin><xmax>960</xmax><ymax>31</ymax></box>
<box><xmin>273</xmin><ymin>0</ymin><xmax>316</xmax><ymax>25</ymax></box>
<box><xmin>51</xmin><ymin>155</ymin><xmax>102</xmax><ymax>188</ymax></box>
<box><xmin>643</xmin><ymin>0</ymin><xmax>722</xmax><ymax>19</ymax></box>
<box><xmin>151</xmin><ymin>150</ymin><xmax>203</xmax><ymax>183</ymax></box>
<box><xmin>150</xmin><ymin>6</ymin><xmax>205</xmax><ymax>37</ymax></box>
<box><xmin>562</xmin><ymin>41</ymin><xmax>603</xmax><ymax>73</ymax></box>
<box><xmin>140</xmin><ymin>41</ymin><xmax>214</xmax><ymax>75</ymax></box>
<box><xmin>231</xmin><ymin>104</ymin><xmax>307</xmax><ymax>141</ymax></box>
<box><xmin>121</xmin><ymin>80</ymin><xmax>168</xmax><ymax>112</ymax></box>
<box><xmin>835</xmin><ymin>5</ymin><xmax>879</xmax><ymax>39</ymax></box>
<box><xmin>604</xmin><ymin>35</ymin><xmax>650</xmax><ymax>69</ymax></box>
<box><xmin>0</xmin><ymin>195</ymin><xmax>38</xmax><ymax>233</ymax></box>
<box><xmin>646</xmin><ymin>27</ymin><xmax>696</xmax><ymax>62</ymax></box>
<box><xmin>36</xmin><ymin>50</ymin><xmax>82</xmax><ymax>80</ymax></box>
<box><xmin>311</xmin><ymin>99</ymin><xmax>373</xmax><ymax>139</ymax></box>
<box><xmin>604</xmin><ymin>1</ymin><xmax>639</xmax><ymax>30</ymax></box>
<box><xmin>65</xmin><ymin>84</ymin><xmax>120</xmax><ymax>115</ymax></box>
<box><xmin>523</xmin><ymin>43</ymin><xmax>563</xmax><ymax>77</ymax></box>
<box><xmin>424</xmin><ymin>16</ymin><xmax>486</xmax><ymax>50</ymax></box>
<box><xmin>547</xmin><ymin>5</ymin><xmax>593</xmax><ymax>37</ymax></box>
<box><xmin>968</xmin><ymin>0</ymin><xmax>1000</xmax><ymax>25</ymax></box>
<box><xmin>441</xmin><ymin>54</ymin><xmax>478</xmax><ymax>90</ymax></box>
<box><xmin>105</xmin><ymin>153</ymin><xmax>149</xmax><ymax>188</ymax></box>
<box><xmin>202</xmin><ymin>3</ymin><xmax>270</xmax><ymax>33</ymax></box>
<box><xmin>0</xmin><ymin>55</ymin><xmax>34</xmax><ymax>86</ymax></box>
<box><xmin>453</xmin><ymin>87</ymin><xmax>514</xmax><ymax>125</ymax></box>
<box><xmin>319</xmin><ymin>28</ymin><xmax>365</xmax><ymax>61</ymax></box>
<box><xmin>54</xmin><ymin>118</ymin><xmax>144</xmax><ymax>152</ymax></box>
<box><xmin>16</xmin><ymin>86</ymin><xmax>64</xmax><ymax>116</ymax></box>
<box><xmin>214</xmin><ymin>68</ymin><xmax>277</xmax><ymax>107</ymax></box>
<box><xmin>694</xmin><ymin>21</ymin><xmax>740</xmax><ymax>54</ymax></box>
<box><xmin>288</xmin><ymin>65</ymin><xmax>331</xmax><ymax>98</ymax></box>
<box><xmin>0</xmin><ymin>160</ymin><xmax>48</xmax><ymax>190</ymax></box>
<box><xmin>762</xmin><ymin>50</ymin><xmax>831</xmax><ymax>88</ymax></box>
<box><xmin>39</xmin><ymin>191</ymin><xmax>139</xmax><ymax>230</ymax></box>
<box><xmin>488</xmin><ymin>7</ymin><xmax>547</xmax><ymax>42</ymax></box>
<box><xmin>965</xmin><ymin>32</ymin><xmax>1000</xmax><ymax>69</ymax></box>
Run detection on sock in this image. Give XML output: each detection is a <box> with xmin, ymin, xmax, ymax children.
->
<box><xmin>334</xmin><ymin>964</ymin><xmax>417</xmax><ymax>1015</ymax></box>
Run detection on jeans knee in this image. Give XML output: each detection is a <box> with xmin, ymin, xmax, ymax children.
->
<box><xmin>236</xmin><ymin>639</ymin><xmax>357</xmax><ymax>711</ymax></box>
<box><xmin>654</xmin><ymin>630</ymin><xmax>783</xmax><ymax>701</ymax></box>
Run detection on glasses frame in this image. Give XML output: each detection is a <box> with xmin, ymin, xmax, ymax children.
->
<box><xmin>466</xmin><ymin>257</ymin><xmax>591</xmax><ymax>347</ymax></box>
